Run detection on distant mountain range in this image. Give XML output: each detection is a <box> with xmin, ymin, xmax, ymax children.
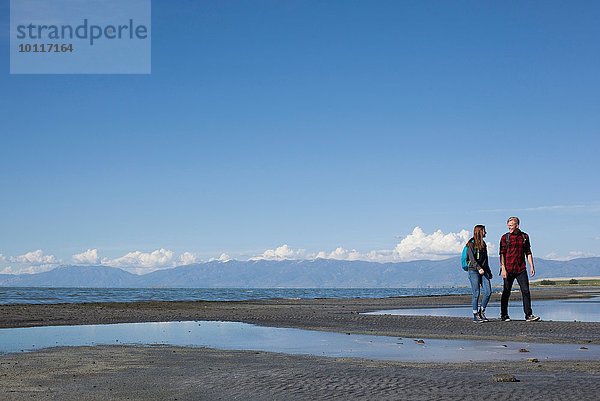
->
<box><xmin>1</xmin><ymin>257</ymin><xmax>599</xmax><ymax>288</ymax></box>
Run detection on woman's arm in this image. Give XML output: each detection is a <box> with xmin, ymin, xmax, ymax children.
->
<box><xmin>467</xmin><ymin>245</ymin><xmax>484</xmax><ymax>274</ymax></box>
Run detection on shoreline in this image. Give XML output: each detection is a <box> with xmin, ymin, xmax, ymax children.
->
<box><xmin>1</xmin><ymin>287</ymin><xmax>599</xmax><ymax>344</ymax></box>
<box><xmin>2</xmin><ymin>287</ymin><xmax>600</xmax><ymax>400</ymax></box>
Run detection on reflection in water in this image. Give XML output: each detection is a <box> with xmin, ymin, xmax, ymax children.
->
<box><xmin>0</xmin><ymin>320</ymin><xmax>598</xmax><ymax>363</ymax></box>
<box><xmin>366</xmin><ymin>297</ymin><xmax>600</xmax><ymax>322</ymax></box>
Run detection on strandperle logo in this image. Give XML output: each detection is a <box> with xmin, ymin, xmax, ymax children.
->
<box><xmin>16</xmin><ymin>19</ymin><xmax>149</xmax><ymax>46</ymax></box>
<box><xmin>10</xmin><ymin>0</ymin><xmax>151</xmax><ymax>74</ymax></box>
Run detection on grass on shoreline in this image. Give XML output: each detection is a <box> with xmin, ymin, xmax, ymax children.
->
<box><xmin>531</xmin><ymin>278</ymin><xmax>600</xmax><ymax>287</ymax></box>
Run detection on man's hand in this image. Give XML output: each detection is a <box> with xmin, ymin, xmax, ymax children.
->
<box><xmin>501</xmin><ymin>266</ymin><xmax>507</xmax><ymax>279</ymax></box>
<box><xmin>527</xmin><ymin>254</ymin><xmax>535</xmax><ymax>277</ymax></box>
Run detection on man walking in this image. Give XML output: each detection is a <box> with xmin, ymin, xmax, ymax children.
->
<box><xmin>499</xmin><ymin>216</ymin><xmax>540</xmax><ymax>322</ymax></box>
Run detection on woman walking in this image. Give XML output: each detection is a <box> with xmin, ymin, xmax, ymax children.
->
<box><xmin>467</xmin><ymin>225</ymin><xmax>492</xmax><ymax>322</ymax></box>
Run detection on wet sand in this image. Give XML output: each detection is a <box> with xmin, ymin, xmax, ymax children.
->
<box><xmin>1</xmin><ymin>287</ymin><xmax>599</xmax><ymax>400</ymax></box>
<box><xmin>3</xmin><ymin>345</ymin><xmax>600</xmax><ymax>401</ymax></box>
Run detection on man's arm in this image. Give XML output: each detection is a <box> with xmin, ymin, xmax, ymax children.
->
<box><xmin>499</xmin><ymin>234</ymin><xmax>507</xmax><ymax>278</ymax></box>
<box><xmin>527</xmin><ymin>253</ymin><xmax>535</xmax><ymax>277</ymax></box>
<box><xmin>524</xmin><ymin>234</ymin><xmax>534</xmax><ymax>277</ymax></box>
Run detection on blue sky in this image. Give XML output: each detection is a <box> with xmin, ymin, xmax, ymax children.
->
<box><xmin>1</xmin><ymin>1</ymin><xmax>599</xmax><ymax>273</ymax></box>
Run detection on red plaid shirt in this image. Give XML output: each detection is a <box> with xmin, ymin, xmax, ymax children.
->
<box><xmin>499</xmin><ymin>229</ymin><xmax>532</xmax><ymax>274</ymax></box>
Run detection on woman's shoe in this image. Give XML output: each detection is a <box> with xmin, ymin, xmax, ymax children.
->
<box><xmin>478</xmin><ymin>308</ymin><xmax>489</xmax><ymax>322</ymax></box>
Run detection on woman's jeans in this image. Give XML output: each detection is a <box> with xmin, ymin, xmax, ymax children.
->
<box><xmin>469</xmin><ymin>270</ymin><xmax>491</xmax><ymax>313</ymax></box>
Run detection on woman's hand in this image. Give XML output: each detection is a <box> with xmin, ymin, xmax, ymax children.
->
<box><xmin>478</xmin><ymin>268</ymin><xmax>484</xmax><ymax>275</ymax></box>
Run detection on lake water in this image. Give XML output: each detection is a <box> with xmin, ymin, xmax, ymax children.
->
<box><xmin>365</xmin><ymin>297</ymin><xmax>600</xmax><ymax>322</ymax></box>
<box><xmin>0</xmin><ymin>287</ymin><xmax>471</xmax><ymax>305</ymax></box>
<box><xmin>1</xmin><ymin>320</ymin><xmax>597</xmax><ymax>362</ymax></box>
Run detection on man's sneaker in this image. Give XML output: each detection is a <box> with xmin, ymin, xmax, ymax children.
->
<box><xmin>501</xmin><ymin>315</ymin><xmax>511</xmax><ymax>322</ymax></box>
<box><xmin>526</xmin><ymin>315</ymin><xmax>541</xmax><ymax>322</ymax></box>
<box><xmin>478</xmin><ymin>309</ymin><xmax>489</xmax><ymax>322</ymax></box>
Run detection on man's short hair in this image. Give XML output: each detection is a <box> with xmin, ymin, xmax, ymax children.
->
<box><xmin>507</xmin><ymin>216</ymin><xmax>520</xmax><ymax>225</ymax></box>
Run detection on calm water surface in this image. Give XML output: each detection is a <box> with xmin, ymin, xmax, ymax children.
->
<box><xmin>0</xmin><ymin>287</ymin><xmax>471</xmax><ymax>305</ymax></box>
<box><xmin>365</xmin><ymin>297</ymin><xmax>600</xmax><ymax>322</ymax></box>
<box><xmin>1</xmin><ymin>321</ymin><xmax>597</xmax><ymax>362</ymax></box>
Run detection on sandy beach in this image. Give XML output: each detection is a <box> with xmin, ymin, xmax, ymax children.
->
<box><xmin>2</xmin><ymin>287</ymin><xmax>600</xmax><ymax>400</ymax></box>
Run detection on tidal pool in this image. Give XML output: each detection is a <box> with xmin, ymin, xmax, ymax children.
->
<box><xmin>364</xmin><ymin>297</ymin><xmax>600</xmax><ymax>322</ymax></box>
<box><xmin>0</xmin><ymin>321</ymin><xmax>597</xmax><ymax>362</ymax></box>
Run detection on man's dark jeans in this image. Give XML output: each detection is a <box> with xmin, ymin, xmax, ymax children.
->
<box><xmin>501</xmin><ymin>269</ymin><xmax>533</xmax><ymax>318</ymax></box>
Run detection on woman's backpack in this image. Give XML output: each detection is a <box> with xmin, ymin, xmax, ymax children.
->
<box><xmin>460</xmin><ymin>240</ymin><xmax>473</xmax><ymax>271</ymax></box>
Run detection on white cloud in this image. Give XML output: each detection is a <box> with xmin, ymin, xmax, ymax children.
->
<box><xmin>102</xmin><ymin>248</ymin><xmax>175</xmax><ymax>268</ymax></box>
<box><xmin>544</xmin><ymin>251</ymin><xmax>599</xmax><ymax>261</ymax></box>
<box><xmin>72</xmin><ymin>249</ymin><xmax>100</xmax><ymax>264</ymax></box>
<box><xmin>0</xmin><ymin>266</ymin><xmax>14</xmax><ymax>274</ymax></box>
<box><xmin>0</xmin><ymin>264</ymin><xmax>56</xmax><ymax>275</ymax></box>
<box><xmin>362</xmin><ymin>249</ymin><xmax>396</xmax><ymax>262</ymax></box>
<box><xmin>0</xmin><ymin>226</ymin><xmax>492</xmax><ymax>275</ymax></box>
<box><xmin>177</xmin><ymin>252</ymin><xmax>198</xmax><ymax>266</ymax></box>
<box><xmin>1</xmin><ymin>250</ymin><xmax>60</xmax><ymax>275</ymax></box>
<box><xmin>392</xmin><ymin>227</ymin><xmax>470</xmax><ymax>261</ymax></box>
<box><xmin>10</xmin><ymin>250</ymin><xmax>59</xmax><ymax>265</ymax></box>
<box><xmin>311</xmin><ymin>227</ymin><xmax>470</xmax><ymax>263</ymax></box>
<box><xmin>97</xmin><ymin>248</ymin><xmax>201</xmax><ymax>272</ymax></box>
<box><xmin>316</xmin><ymin>247</ymin><xmax>362</xmax><ymax>261</ymax></box>
<box><xmin>249</xmin><ymin>227</ymin><xmax>470</xmax><ymax>263</ymax></box>
<box><xmin>251</xmin><ymin>244</ymin><xmax>306</xmax><ymax>261</ymax></box>
<box><xmin>209</xmin><ymin>253</ymin><xmax>232</xmax><ymax>262</ymax></box>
